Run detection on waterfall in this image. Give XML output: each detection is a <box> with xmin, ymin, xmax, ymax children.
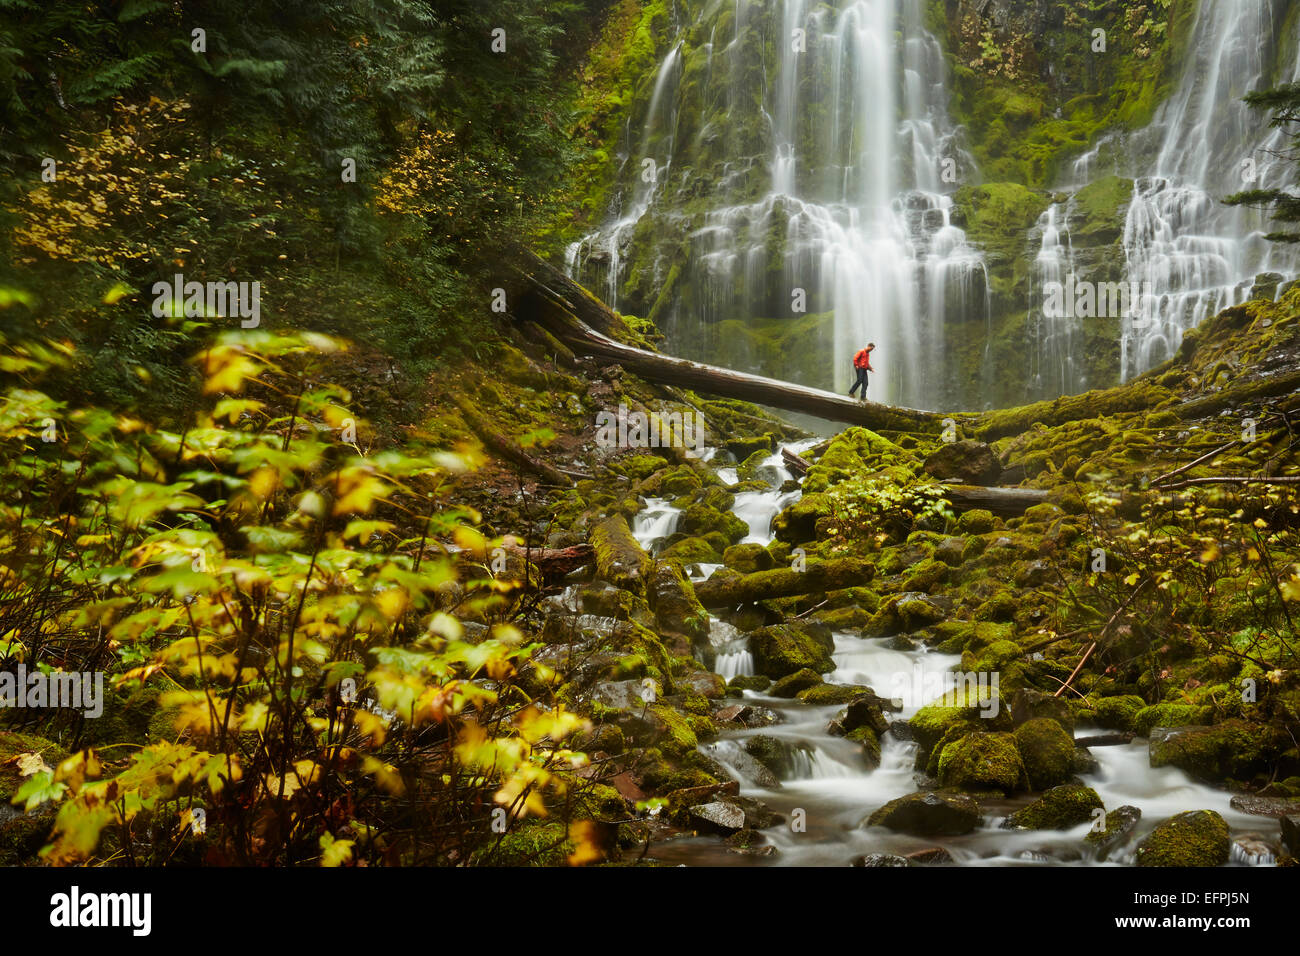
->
<box><xmin>1028</xmin><ymin>201</ymin><xmax>1080</xmax><ymax>396</ymax></box>
<box><xmin>568</xmin><ymin>0</ymin><xmax>987</xmax><ymax>411</ymax></box>
<box><xmin>1118</xmin><ymin>0</ymin><xmax>1300</xmax><ymax>379</ymax></box>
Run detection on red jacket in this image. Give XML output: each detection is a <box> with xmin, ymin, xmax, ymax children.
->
<box><xmin>854</xmin><ymin>348</ymin><xmax>874</xmax><ymax>372</ymax></box>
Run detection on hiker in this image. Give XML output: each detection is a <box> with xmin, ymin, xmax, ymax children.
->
<box><xmin>848</xmin><ymin>342</ymin><xmax>875</xmax><ymax>401</ymax></box>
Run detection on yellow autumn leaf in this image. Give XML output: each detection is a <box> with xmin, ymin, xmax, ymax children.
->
<box><xmin>567</xmin><ymin>820</ymin><xmax>604</xmax><ymax>866</ymax></box>
<box><xmin>1280</xmin><ymin>575</ymin><xmax>1300</xmax><ymax>603</ymax></box>
<box><xmin>1199</xmin><ymin>542</ymin><xmax>1220</xmax><ymax>563</ymax></box>
<box><xmin>1123</xmin><ymin>572</ymin><xmax>1140</xmax><ymax>586</ymax></box>
<box><xmin>16</xmin><ymin>752</ymin><xmax>52</xmax><ymax>777</ymax></box>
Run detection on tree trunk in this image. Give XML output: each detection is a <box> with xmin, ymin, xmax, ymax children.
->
<box><xmin>507</xmin><ymin>249</ymin><xmax>951</xmax><ymax>435</ymax></box>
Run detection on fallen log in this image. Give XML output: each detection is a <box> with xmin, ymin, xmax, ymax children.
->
<box><xmin>589</xmin><ymin>514</ymin><xmax>653</xmax><ymax>597</ymax></box>
<box><xmin>507</xmin><ymin>250</ymin><xmax>951</xmax><ymax>434</ymax></box>
<box><xmin>504</xmin><ymin>543</ymin><xmax>594</xmax><ymax>577</ymax></box>
<box><xmin>1075</xmin><ymin>732</ymin><xmax>1135</xmax><ymax>748</ymax></box>
<box><xmin>695</xmin><ymin>557</ymin><xmax>875</xmax><ymax>609</ymax></box>
<box><xmin>942</xmin><ymin>484</ymin><xmax>1049</xmax><ymax>517</ymax></box>
<box><xmin>450</xmin><ymin>394</ymin><xmax>572</xmax><ymax>486</ymax></box>
<box><xmin>782</xmin><ymin>447</ymin><xmax>812</xmax><ymax>476</ymax></box>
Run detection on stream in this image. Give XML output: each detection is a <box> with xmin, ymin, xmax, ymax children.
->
<box><xmin>636</xmin><ymin>443</ymin><xmax>1279</xmax><ymax>867</ymax></box>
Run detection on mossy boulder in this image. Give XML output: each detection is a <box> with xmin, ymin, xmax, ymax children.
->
<box><xmin>1003</xmin><ymin>784</ymin><xmax>1103</xmax><ymax>830</ymax></box>
<box><xmin>648</xmin><ymin>561</ymin><xmax>709</xmax><ymax>644</ymax></box>
<box><xmin>958</xmin><ymin>509</ymin><xmax>996</xmax><ymax>535</ymax></box>
<box><xmin>937</xmin><ymin>731</ymin><xmax>1027</xmax><ymax>793</ymax></box>
<box><xmin>796</xmin><ymin>683</ymin><xmax>874</xmax><ymax>706</ymax></box>
<box><xmin>1148</xmin><ymin>719</ymin><xmax>1286</xmax><ymax>784</ymax></box>
<box><xmin>695</xmin><ymin>557</ymin><xmax>874</xmax><ymax>608</ymax></box>
<box><xmin>749</xmin><ymin>622</ymin><xmax>835</xmax><ymax>678</ymax></box>
<box><xmin>1092</xmin><ymin>694</ymin><xmax>1145</xmax><ymax>733</ymax></box>
<box><xmin>864</xmin><ymin>591</ymin><xmax>946</xmax><ymax>636</ymax></box>
<box><xmin>865</xmin><ymin>791</ymin><xmax>982</xmax><ymax>836</ymax></box>
<box><xmin>771</xmin><ymin>492</ymin><xmax>833</xmax><ymax>543</ymax></box>
<box><xmin>1133</xmin><ymin>702</ymin><xmax>1212</xmax><ymax>737</ymax></box>
<box><xmin>909</xmin><ymin>683</ymin><xmax>1011</xmax><ymax>759</ymax></box>
<box><xmin>923</xmin><ymin>440</ymin><xmax>1001</xmax><ymax>485</ymax></box>
<box><xmin>722</xmin><ymin>542</ymin><xmax>774</xmax><ymax>574</ymax></box>
<box><xmin>1085</xmin><ymin>805</ymin><xmax>1142</xmax><ymax>861</ymax></box>
<box><xmin>769</xmin><ymin>668</ymin><xmax>823</xmax><ymax>698</ymax></box>
<box><xmin>1014</xmin><ymin>717</ymin><xmax>1076</xmax><ymax>790</ymax></box>
<box><xmin>1135</xmin><ymin>810</ymin><xmax>1230</xmax><ymax>867</ymax></box>
<box><xmin>679</xmin><ymin>503</ymin><xmax>748</xmax><ymax>543</ymax></box>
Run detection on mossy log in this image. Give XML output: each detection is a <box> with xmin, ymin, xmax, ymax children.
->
<box><xmin>695</xmin><ymin>557</ymin><xmax>875</xmax><ymax>608</ymax></box>
<box><xmin>450</xmin><ymin>394</ymin><xmax>575</xmax><ymax>486</ymax></box>
<box><xmin>507</xmin><ymin>251</ymin><xmax>947</xmax><ymax>434</ymax></box>
<box><xmin>589</xmin><ymin>514</ymin><xmax>653</xmax><ymax>596</ymax></box>
<box><xmin>944</xmin><ymin>484</ymin><xmax>1049</xmax><ymax>516</ymax></box>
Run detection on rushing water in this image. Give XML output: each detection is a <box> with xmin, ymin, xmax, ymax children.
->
<box><xmin>648</xmin><ymin>440</ymin><xmax>1282</xmax><ymax>866</ymax></box>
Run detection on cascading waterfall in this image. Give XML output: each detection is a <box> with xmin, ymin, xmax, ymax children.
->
<box><xmin>1027</xmin><ymin>201</ymin><xmax>1080</xmax><ymax>396</ymax></box>
<box><xmin>568</xmin><ymin>0</ymin><xmax>988</xmax><ymax>410</ymax></box>
<box><xmin>1117</xmin><ymin>0</ymin><xmax>1300</xmax><ymax>379</ymax></box>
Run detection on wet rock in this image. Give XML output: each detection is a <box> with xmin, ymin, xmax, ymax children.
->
<box><xmin>852</xmin><ymin>853</ymin><xmax>913</xmax><ymax>867</ymax></box>
<box><xmin>923</xmin><ymin>439</ymin><xmax>1001</xmax><ymax>485</ymax></box>
<box><xmin>864</xmin><ymin>591</ymin><xmax>946</xmax><ymax>636</ymax></box>
<box><xmin>1003</xmin><ymin>784</ymin><xmax>1103</xmax><ymax>830</ymax></box>
<box><xmin>1148</xmin><ymin>719</ymin><xmax>1286</xmax><ymax>784</ymax></box>
<box><xmin>904</xmin><ymin>846</ymin><xmax>953</xmax><ymax>865</ymax></box>
<box><xmin>743</xmin><ymin>734</ymin><xmax>819</xmax><ymax>780</ymax></box>
<box><xmin>934</xmin><ymin>537</ymin><xmax>967</xmax><ymax>566</ymax></box>
<box><xmin>1228</xmin><ymin>794</ymin><xmax>1300</xmax><ymax>818</ymax></box>
<box><xmin>1009</xmin><ymin>688</ymin><xmax>1074</xmax><ymax>734</ymax></box>
<box><xmin>714</xmin><ymin>703</ymin><xmax>781</xmax><ymax>728</ymax></box>
<box><xmin>1070</xmin><ymin>747</ymin><xmax>1100</xmax><ymax>775</ymax></box>
<box><xmin>1135</xmin><ymin>810</ymin><xmax>1230</xmax><ymax>867</ymax></box>
<box><xmin>1132</xmin><ymin>702</ymin><xmax>1211</xmax><ymax>736</ymax></box>
<box><xmin>714</xmin><ymin>745</ymin><xmax>781</xmax><ymax>789</ymax></box>
<box><xmin>1014</xmin><ymin>717</ymin><xmax>1075</xmax><ymax>790</ymax></box>
<box><xmin>1085</xmin><ymin>805</ymin><xmax>1142</xmax><ymax>861</ymax></box>
<box><xmin>592</xmin><ymin>678</ymin><xmax>658</xmax><ymax>711</ymax></box>
<box><xmin>1013</xmin><ymin>559</ymin><xmax>1051</xmax><ymax>587</ymax></box>
<box><xmin>770</xmin><ymin>667</ymin><xmax>824</xmax><ymax>698</ymax></box>
<box><xmin>1281</xmin><ymin>815</ymin><xmax>1300</xmax><ymax>856</ymax></box>
<box><xmin>937</xmin><ymin>731</ymin><xmax>1026</xmax><ymax>793</ymax></box>
<box><xmin>865</xmin><ymin>791</ymin><xmax>983</xmax><ymax>836</ymax></box>
<box><xmin>648</xmin><ymin>562</ymin><xmax>709</xmax><ymax>644</ymax></box>
<box><xmin>1231</xmin><ymin>835</ymin><xmax>1277</xmax><ymax>865</ymax></box>
<box><xmin>690</xmin><ymin>795</ymin><xmax>783</xmax><ymax>834</ymax></box>
<box><xmin>725</xmin><ymin>674</ymin><xmax>771</xmax><ymax>694</ymax></box>
<box><xmin>796</xmin><ymin>682</ymin><xmax>878</xmax><ymax>706</ymax></box>
<box><xmin>827</xmin><ymin>695</ymin><xmax>891</xmax><ymax>738</ymax></box>
<box><xmin>749</xmin><ymin>621</ymin><xmax>836</xmax><ymax>678</ymax></box>
<box><xmin>676</xmin><ymin>670</ymin><xmax>726</xmax><ymax>699</ymax></box>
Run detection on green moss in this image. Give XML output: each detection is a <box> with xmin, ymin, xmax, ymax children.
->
<box><xmin>936</xmin><ymin>731</ymin><xmax>1026</xmax><ymax>794</ymax></box>
<box><xmin>1092</xmin><ymin>694</ymin><xmax>1145</xmax><ymax>733</ymax></box>
<box><xmin>1013</xmin><ymin>717</ymin><xmax>1075</xmax><ymax>791</ymax></box>
<box><xmin>1135</xmin><ymin>810</ymin><xmax>1230</xmax><ymax>868</ymax></box>
<box><xmin>475</xmin><ymin>822</ymin><xmax>576</xmax><ymax>866</ymax></box>
<box><xmin>1004</xmin><ymin>783</ymin><xmax>1103</xmax><ymax>830</ymax></box>
<box><xmin>1133</xmin><ymin>702</ymin><xmax>1212</xmax><ymax>737</ymax></box>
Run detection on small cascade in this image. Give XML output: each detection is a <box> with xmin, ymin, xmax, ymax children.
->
<box><xmin>706</xmin><ymin>618</ymin><xmax>753</xmax><ymax>680</ymax></box>
<box><xmin>1027</xmin><ymin>201</ymin><xmax>1081</xmax><ymax>398</ymax></box>
<box><xmin>1117</xmin><ymin>0</ymin><xmax>1300</xmax><ymax>379</ymax></box>
<box><xmin>631</xmin><ymin>497</ymin><xmax>681</xmax><ymax>554</ymax></box>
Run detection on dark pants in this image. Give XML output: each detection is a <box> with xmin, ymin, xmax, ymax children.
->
<box><xmin>849</xmin><ymin>367</ymin><xmax>869</xmax><ymax>397</ymax></box>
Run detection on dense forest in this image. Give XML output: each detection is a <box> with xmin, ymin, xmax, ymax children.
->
<box><xmin>2</xmin><ymin>0</ymin><xmax>1299</xmax><ymax>894</ymax></box>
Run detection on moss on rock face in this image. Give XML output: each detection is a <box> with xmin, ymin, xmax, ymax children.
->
<box><xmin>1148</xmin><ymin>719</ymin><xmax>1286</xmax><ymax>785</ymax></box>
<box><xmin>909</xmin><ymin>683</ymin><xmax>1011</xmax><ymax>759</ymax></box>
<box><xmin>1004</xmin><ymin>783</ymin><xmax>1103</xmax><ymax>830</ymax></box>
<box><xmin>722</xmin><ymin>542</ymin><xmax>774</xmax><ymax>574</ymax></box>
<box><xmin>1014</xmin><ymin>717</ymin><xmax>1075</xmax><ymax>791</ymax></box>
<box><xmin>1133</xmin><ymin>702</ymin><xmax>1212</xmax><ymax>737</ymax></box>
<box><xmin>937</xmin><ymin>730</ymin><xmax>1027</xmax><ymax>793</ymax></box>
<box><xmin>476</xmin><ymin>822</ymin><xmax>577</xmax><ymax>866</ymax></box>
<box><xmin>749</xmin><ymin>622</ymin><xmax>836</xmax><ymax>678</ymax></box>
<box><xmin>1092</xmin><ymin>694</ymin><xmax>1145</xmax><ymax>733</ymax></box>
<box><xmin>648</xmin><ymin>561</ymin><xmax>710</xmax><ymax>644</ymax></box>
<box><xmin>1135</xmin><ymin>810</ymin><xmax>1231</xmax><ymax>868</ymax></box>
<box><xmin>0</xmin><ymin>732</ymin><xmax>69</xmax><ymax>805</ymax></box>
<box><xmin>769</xmin><ymin>668</ymin><xmax>823</xmax><ymax>698</ymax></box>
